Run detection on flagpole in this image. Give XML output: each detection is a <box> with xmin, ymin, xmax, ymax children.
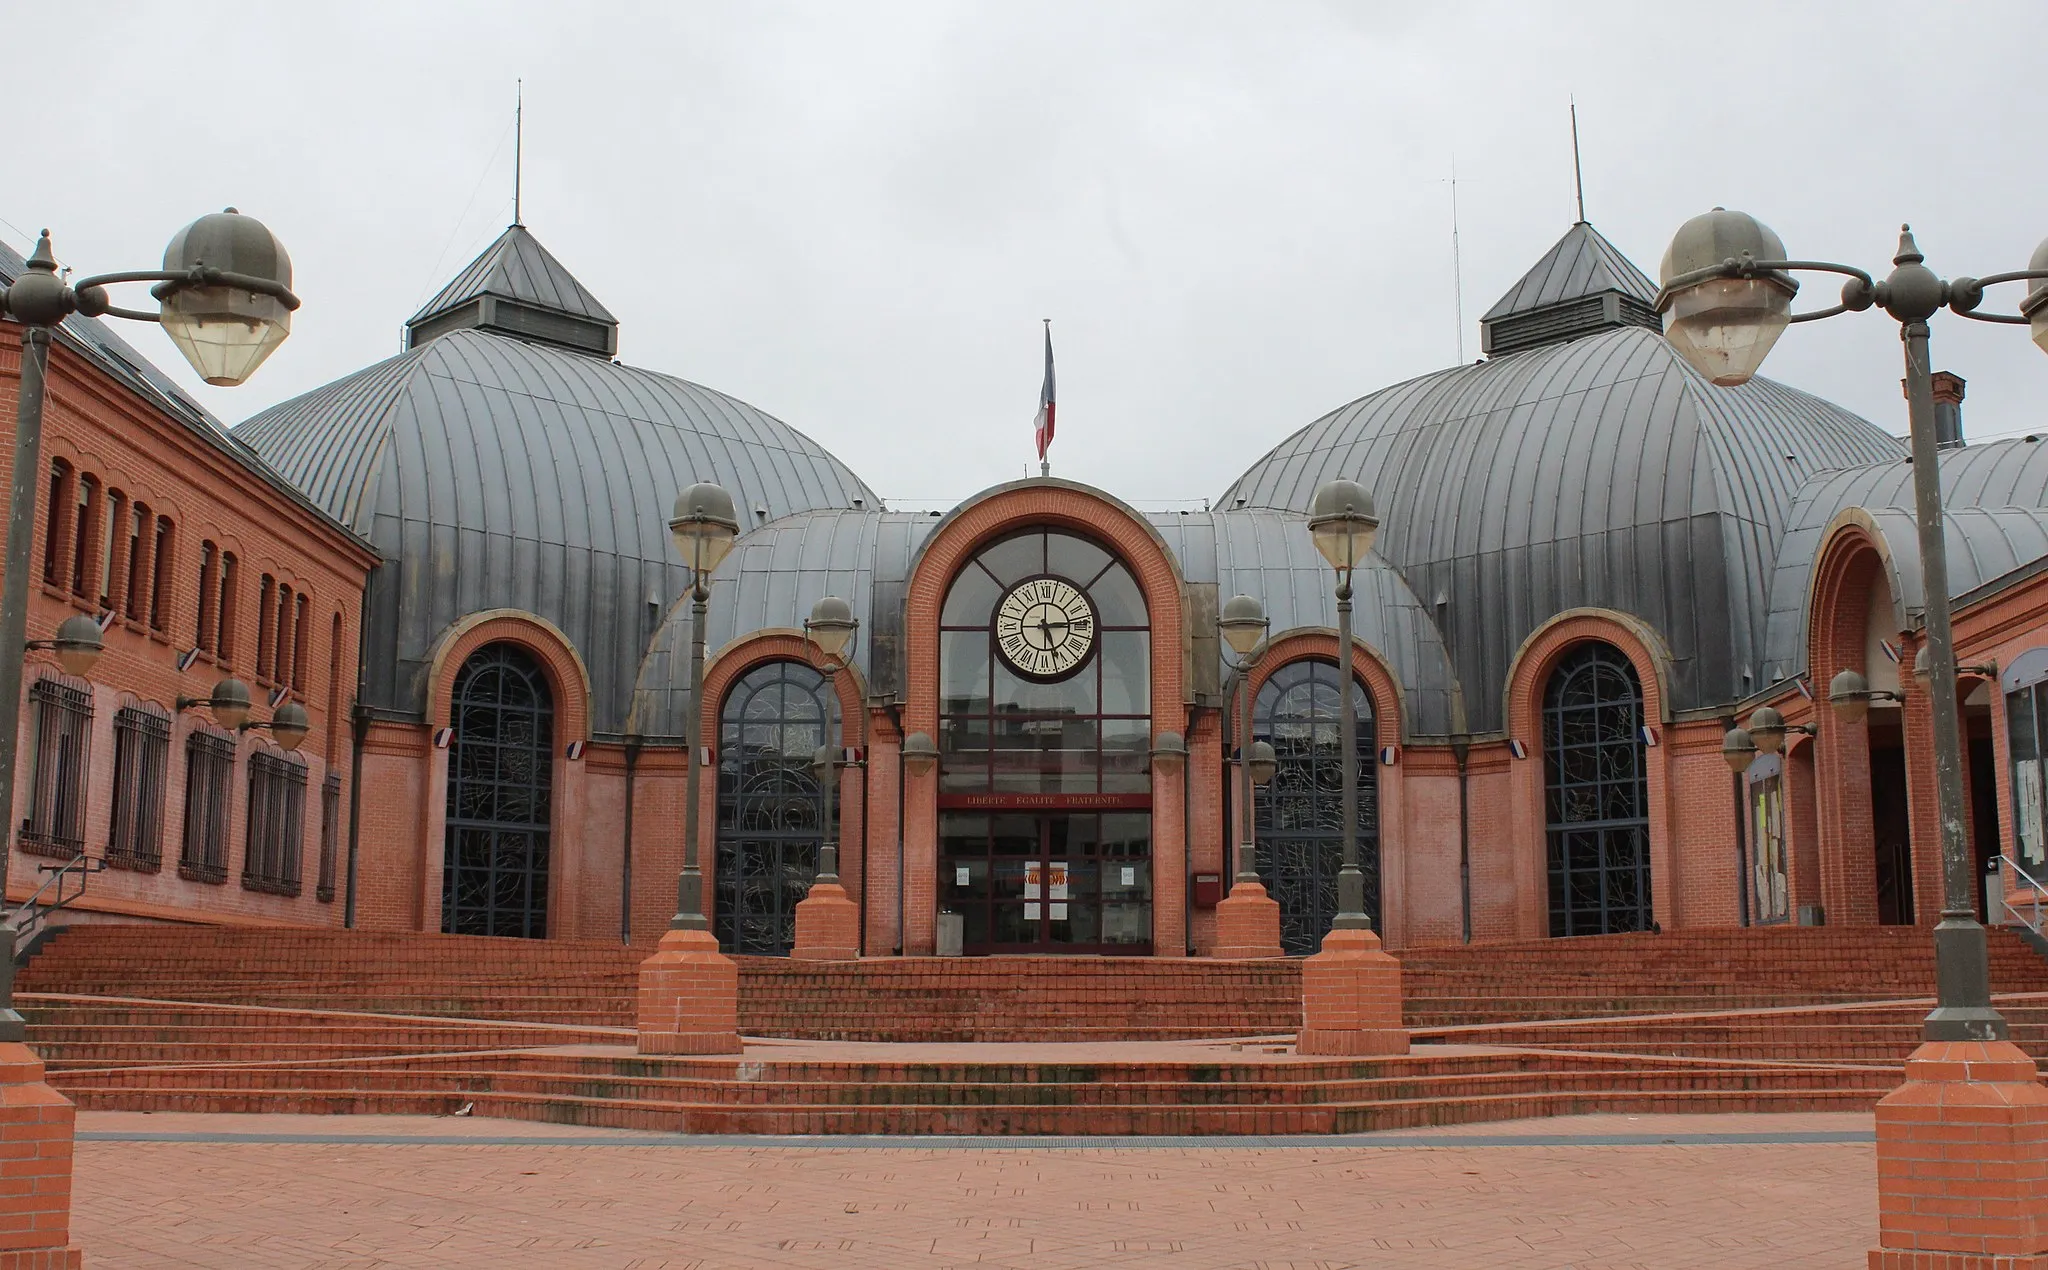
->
<box><xmin>1036</xmin><ymin>318</ymin><xmax>1055</xmax><ymax>478</ymax></box>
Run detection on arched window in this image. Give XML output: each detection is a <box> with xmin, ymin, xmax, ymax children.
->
<box><xmin>1250</xmin><ymin>658</ymin><xmax>1378</xmax><ymax>954</ymax></box>
<box><xmin>1542</xmin><ymin>641</ymin><xmax>1651</xmax><ymax>936</ymax></box>
<box><xmin>442</xmin><ymin>643</ymin><xmax>554</xmax><ymax>939</ymax></box>
<box><xmin>716</xmin><ymin>660</ymin><xmax>837</xmax><ymax>956</ymax></box>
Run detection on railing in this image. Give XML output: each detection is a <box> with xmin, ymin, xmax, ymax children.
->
<box><xmin>7</xmin><ymin>853</ymin><xmax>107</xmax><ymax>961</ymax></box>
<box><xmin>1997</xmin><ymin>852</ymin><xmax>2048</xmax><ymax>938</ymax></box>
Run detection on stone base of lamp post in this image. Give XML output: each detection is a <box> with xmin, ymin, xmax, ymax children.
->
<box><xmin>1867</xmin><ymin>1040</ymin><xmax>2048</xmax><ymax>1269</ymax></box>
<box><xmin>0</xmin><ymin>1042</ymin><xmax>83</xmax><ymax>1268</ymax></box>
<box><xmin>789</xmin><ymin>882</ymin><xmax>861</xmax><ymax>961</ymax></box>
<box><xmin>1295</xmin><ymin>927</ymin><xmax>1409</xmax><ymax>1056</ymax></box>
<box><xmin>635</xmin><ymin>928</ymin><xmax>744</xmax><ymax>1055</ymax></box>
<box><xmin>1210</xmin><ymin>881</ymin><xmax>1284</xmax><ymax>959</ymax></box>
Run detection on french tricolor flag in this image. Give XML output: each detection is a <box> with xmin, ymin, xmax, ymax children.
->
<box><xmin>1034</xmin><ymin>319</ymin><xmax>1056</xmax><ymax>463</ymax></box>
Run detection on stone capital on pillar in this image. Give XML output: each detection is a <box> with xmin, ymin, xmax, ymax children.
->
<box><xmin>1869</xmin><ymin>1040</ymin><xmax>2048</xmax><ymax>1270</ymax></box>
<box><xmin>789</xmin><ymin>881</ymin><xmax>861</xmax><ymax>961</ymax></box>
<box><xmin>1210</xmin><ymin>881</ymin><xmax>1283</xmax><ymax>959</ymax></box>
<box><xmin>0</xmin><ymin>1042</ymin><xmax>83</xmax><ymax>1269</ymax></box>
<box><xmin>635</xmin><ymin>927</ymin><xmax>744</xmax><ymax>1055</ymax></box>
<box><xmin>1295</xmin><ymin>926</ymin><xmax>1409</xmax><ymax>1056</ymax></box>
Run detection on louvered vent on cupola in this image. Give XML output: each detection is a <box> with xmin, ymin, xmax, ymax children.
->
<box><xmin>1480</xmin><ymin>222</ymin><xmax>1661</xmax><ymax>357</ymax></box>
<box><xmin>405</xmin><ymin>224</ymin><xmax>619</xmax><ymax>357</ymax></box>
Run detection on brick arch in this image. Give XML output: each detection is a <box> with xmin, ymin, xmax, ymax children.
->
<box><xmin>1500</xmin><ymin>608</ymin><xmax>1676</xmax><ymax>937</ymax></box>
<box><xmin>903</xmin><ymin>479</ymin><xmax>1187</xmax><ymax>735</ymax></box>
<box><xmin>424</xmin><ymin>609</ymin><xmax>591</xmax><ymax>744</ymax></box>
<box><xmin>700</xmin><ymin>630</ymin><xmax>870</xmax><ymax>750</ymax></box>
<box><xmin>1241</xmin><ymin>628</ymin><xmax>1404</xmax><ymax>750</ymax></box>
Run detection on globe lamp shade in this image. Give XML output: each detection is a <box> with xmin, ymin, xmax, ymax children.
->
<box><xmin>2025</xmin><ymin>235</ymin><xmax>2048</xmax><ymax>358</ymax></box>
<box><xmin>51</xmin><ymin>614</ymin><xmax>104</xmax><ymax>678</ymax></box>
<box><xmin>1745</xmin><ymin>705</ymin><xmax>1787</xmax><ymax>755</ymax></box>
<box><xmin>1217</xmin><ymin>594</ymin><xmax>1268</xmax><ymax>656</ymax></box>
<box><xmin>1828</xmin><ymin>668</ymin><xmax>1873</xmax><ymax>724</ymax></box>
<box><xmin>269</xmin><ymin>702</ymin><xmax>310</xmax><ymax>751</ymax></box>
<box><xmin>1150</xmin><ymin>730</ymin><xmax>1187</xmax><ymax>774</ymax></box>
<box><xmin>1656</xmin><ymin>208</ymin><xmax>1798</xmax><ymax>387</ymax></box>
<box><xmin>1721</xmin><ymin>726</ymin><xmax>1758</xmax><ymax>774</ymax></box>
<box><xmin>158</xmin><ymin>210</ymin><xmax>295</xmax><ymax>386</ymax></box>
<box><xmin>1248</xmin><ymin>740</ymin><xmax>1278</xmax><ymax>787</ymax></box>
<box><xmin>806</xmin><ymin>595</ymin><xmax>858</xmax><ymax>659</ymax></box>
<box><xmin>669</xmin><ymin>483</ymin><xmax>741</xmax><ymax>575</ymax></box>
<box><xmin>901</xmin><ymin>731</ymin><xmax>939</xmax><ymax>777</ymax></box>
<box><xmin>209</xmin><ymin>677</ymin><xmax>253</xmax><ymax>730</ymax></box>
<box><xmin>1307</xmin><ymin>480</ymin><xmax>1379</xmax><ymax>572</ymax></box>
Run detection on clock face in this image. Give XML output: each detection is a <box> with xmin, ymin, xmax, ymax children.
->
<box><xmin>993</xmin><ymin>575</ymin><xmax>1096</xmax><ymax>681</ymax></box>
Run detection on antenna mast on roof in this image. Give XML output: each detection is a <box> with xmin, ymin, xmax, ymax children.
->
<box><xmin>513</xmin><ymin>79</ymin><xmax>524</xmax><ymax>228</ymax></box>
<box><xmin>1449</xmin><ymin>155</ymin><xmax>1465</xmax><ymax>364</ymax></box>
<box><xmin>1569</xmin><ymin>97</ymin><xmax>1586</xmax><ymax>223</ymax></box>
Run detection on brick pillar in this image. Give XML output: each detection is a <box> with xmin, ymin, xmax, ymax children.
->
<box><xmin>635</xmin><ymin>928</ymin><xmax>743</xmax><ymax>1054</ymax></box>
<box><xmin>1870</xmin><ymin>1041</ymin><xmax>2048</xmax><ymax>1269</ymax></box>
<box><xmin>1295</xmin><ymin>927</ymin><xmax>1408</xmax><ymax>1056</ymax></box>
<box><xmin>0</xmin><ymin>1042</ymin><xmax>83</xmax><ymax>1268</ymax></box>
<box><xmin>1210</xmin><ymin>880</ymin><xmax>1282</xmax><ymax>959</ymax></box>
<box><xmin>790</xmin><ymin>882</ymin><xmax>860</xmax><ymax>960</ymax></box>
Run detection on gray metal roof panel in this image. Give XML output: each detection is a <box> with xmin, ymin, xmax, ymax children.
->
<box><xmin>1479</xmin><ymin>222</ymin><xmax>1658</xmax><ymax>322</ymax></box>
<box><xmin>1218</xmin><ymin>325</ymin><xmax>1901</xmax><ymax>729</ymax></box>
<box><xmin>406</xmin><ymin>225</ymin><xmax>617</xmax><ymax>327</ymax></box>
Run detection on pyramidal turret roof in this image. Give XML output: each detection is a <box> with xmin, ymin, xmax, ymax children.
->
<box><xmin>405</xmin><ymin>224</ymin><xmax>619</xmax><ymax>357</ymax></box>
<box><xmin>1479</xmin><ymin>222</ymin><xmax>1660</xmax><ymax>357</ymax></box>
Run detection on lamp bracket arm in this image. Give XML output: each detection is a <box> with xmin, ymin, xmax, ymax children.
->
<box><xmin>72</xmin><ymin>267</ymin><xmax>301</xmax><ymax>312</ymax></box>
<box><xmin>1947</xmin><ymin>268</ymin><xmax>2048</xmax><ymax>323</ymax></box>
<box><xmin>1659</xmin><ymin>257</ymin><xmax>1875</xmax><ymax>325</ymax></box>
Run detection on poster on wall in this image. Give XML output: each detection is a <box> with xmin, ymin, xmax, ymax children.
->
<box><xmin>2018</xmin><ymin>759</ymin><xmax>2045</xmax><ymax>866</ymax></box>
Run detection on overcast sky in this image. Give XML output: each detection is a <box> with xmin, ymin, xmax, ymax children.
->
<box><xmin>15</xmin><ymin>2</ymin><xmax>2048</xmax><ymax>512</ymax></box>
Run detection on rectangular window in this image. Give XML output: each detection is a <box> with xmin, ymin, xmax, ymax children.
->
<box><xmin>70</xmin><ymin>475</ymin><xmax>98</xmax><ymax>598</ymax></box>
<box><xmin>179</xmin><ymin>729</ymin><xmax>236</xmax><ymax>884</ymax></box>
<box><xmin>196</xmin><ymin>541</ymin><xmax>219</xmax><ymax>652</ymax></box>
<box><xmin>218</xmin><ymin>552</ymin><xmax>240</xmax><ymax>664</ymax></box>
<box><xmin>274</xmin><ymin>584</ymin><xmax>294</xmax><ymax>687</ymax></box>
<box><xmin>256</xmin><ymin>574</ymin><xmax>276</xmax><ymax>680</ymax></box>
<box><xmin>20</xmin><ymin>678</ymin><xmax>93</xmax><ymax>858</ymax></box>
<box><xmin>150</xmin><ymin>517</ymin><xmax>172</xmax><ymax>632</ymax></box>
<box><xmin>123</xmin><ymin>503</ymin><xmax>149</xmax><ymax>622</ymax></box>
<box><xmin>42</xmin><ymin>461</ymin><xmax>69</xmax><ymax>586</ymax></box>
<box><xmin>318</xmin><ymin>770</ymin><xmax>341</xmax><ymax>903</ymax></box>
<box><xmin>108</xmin><ymin>706</ymin><xmax>171</xmax><ymax>871</ymax></box>
<box><xmin>243</xmin><ymin>750</ymin><xmax>307</xmax><ymax>897</ymax></box>
<box><xmin>101</xmin><ymin>491</ymin><xmax>124</xmax><ymax>612</ymax></box>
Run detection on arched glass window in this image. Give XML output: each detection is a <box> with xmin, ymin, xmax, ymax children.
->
<box><xmin>717</xmin><ymin>660</ymin><xmax>838</xmax><ymax>956</ymax></box>
<box><xmin>1542</xmin><ymin>641</ymin><xmax>1651</xmax><ymax>936</ymax></box>
<box><xmin>1250</xmin><ymin>658</ymin><xmax>1378</xmax><ymax>955</ymax></box>
<box><xmin>442</xmin><ymin>643</ymin><xmax>554</xmax><ymax>939</ymax></box>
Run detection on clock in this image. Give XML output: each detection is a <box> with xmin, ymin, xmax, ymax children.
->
<box><xmin>993</xmin><ymin>575</ymin><xmax>1096</xmax><ymax>681</ymax></box>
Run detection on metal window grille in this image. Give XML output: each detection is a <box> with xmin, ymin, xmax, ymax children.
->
<box><xmin>107</xmin><ymin>706</ymin><xmax>170</xmax><ymax>871</ymax></box>
<box><xmin>21</xmin><ymin>678</ymin><xmax>93</xmax><ymax>858</ymax></box>
<box><xmin>715</xmin><ymin>660</ymin><xmax>836</xmax><ymax>956</ymax></box>
<box><xmin>243</xmin><ymin>750</ymin><xmax>307</xmax><ymax>897</ymax></box>
<box><xmin>442</xmin><ymin>644</ymin><xmax>554</xmax><ymax>939</ymax></box>
<box><xmin>1248</xmin><ymin>658</ymin><xmax>1380</xmax><ymax>954</ymax></box>
<box><xmin>179</xmin><ymin>729</ymin><xmax>236</xmax><ymax>884</ymax></box>
<box><xmin>317</xmin><ymin>770</ymin><xmax>341</xmax><ymax>902</ymax></box>
<box><xmin>1542</xmin><ymin>641</ymin><xmax>1653</xmax><ymax>937</ymax></box>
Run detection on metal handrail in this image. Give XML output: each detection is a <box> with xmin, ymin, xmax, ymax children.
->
<box><xmin>6</xmin><ymin>853</ymin><xmax>107</xmax><ymax>958</ymax></box>
<box><xmin>1997</xmin><ymin>852</ymin><xmax>2048</xmax><ymax>936</ymax></box>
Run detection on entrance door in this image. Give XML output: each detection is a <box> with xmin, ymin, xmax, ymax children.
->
<box><xmin>1870</xmin><ymin>743</ymin><xmax>1915</xmax><ymax>925</ymax></box>
<box><xmin>941</xmin><ymin>811</ymin><xmax>1151</xmax><ymax>953</ymax></box>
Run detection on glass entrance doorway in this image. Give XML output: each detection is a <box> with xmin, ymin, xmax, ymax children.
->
<box><xmin>940</xmin><ymin>811</ymin><xmax>1151</xmax><ymax>954</ymax></box>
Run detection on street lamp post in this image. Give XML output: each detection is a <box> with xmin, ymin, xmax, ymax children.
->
<box><xmin>0</xmin><ymin>210</ymin><xmax>295</xmax><ymax>1270</ymax></box>
<box><xmin>1659</xmin><ymin>209</ymin><xmax>2048</xmax><ymax>1264</ymax></box>
<box><xmin>663</xmin><ymin>483</ymin><xmax>740</xmax><ymax>932</ymax></box>
<box><xmin>791</xmin><ymin>595</ymin><xmax>863</xmax><ymax>961</ymax></box>
<box><xmin>0</xmin><ymin>215</ymin><xmax>296</xmax><ymax>896</ymax></box>
<box><xmin>1210</xmin><ymin>595</ymin><xmax>1282</xmax><ymax>959</ymax></box>
<box><xmin>1307</xmin><ymin>479</ymin><xmax>1380</xmax><ymax>932</ymax></box>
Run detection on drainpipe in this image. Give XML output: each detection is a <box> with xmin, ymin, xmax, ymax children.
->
<box><xmin>1725</xmin><ymin>713</ymin><xmax>1751</xmax><ymax>928</ymax></box>
<box><xmin>884</xmin><ymin>703</ymin><xmax>906</xmax><ymax>955</ymax></box>
<box><xmin>621</xmin><ymin>740</ymin><xmax>639</xmax><ymax>944</ymax></box>
<box><xmin>855</xmin><ymin>750</ymin><xmax>871</xmax><ymax>956</ymax></box>
<box><xmin>1452</xmin><ymin>733</ymin><xmax>1472</xmax><ymax>943</ymax></box>
<box><xmin>343</xmin><ymin>703</ymin><xmax>367</xmax><ymax>928</ymax></box>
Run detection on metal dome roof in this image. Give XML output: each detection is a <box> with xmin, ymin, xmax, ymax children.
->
<box><xmin>1760</xmin><ymin>437</ymin><xmax>2048</xmax><ymax>682</ymax></box>
<box><xmin>1218</xmin><ymin>325</ymin><xmax>1903</xmax><ymax>730</ymax></box>
<box><xmin>236</xmin><ymin>325</ymin><xmax>878</xmax><ymax>733</ymax></box>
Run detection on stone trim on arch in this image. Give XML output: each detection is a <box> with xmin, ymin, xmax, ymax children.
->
<box><xmin>1242</xmin><ymin>627</ymin><xmax>1405</xmax><ymax>749</ymax></box>
<box><xmin>1807</xmin><ymin>511</ymin><xmax>1910</xmax><ymax>656</ymax></box>
<box><xmin>698</xmin><ymin>629</ymin><xmax>870</xmax><ymax>751</ymax></box>
<box><xmin>424</xmin><ymin>609</ymin><xmax>592</xmax><ymax>745</ymax></box>
<box><xmin>1500</xmin><ymin>608</ymin><xmax>1676</xmax><ymax>939</ymax></box>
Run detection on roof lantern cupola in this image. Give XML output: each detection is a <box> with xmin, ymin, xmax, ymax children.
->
<box><xmin>1479</xmin><ymin>221</ymin><xmax>1660</xmax><ymax>357</ymax></box>
<box><xmin>404</xmin><ymin>224</ymin><xmax>618</xmax><ymax>357</ymax></box>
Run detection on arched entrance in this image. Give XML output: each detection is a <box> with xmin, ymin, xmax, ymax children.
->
<box><xmin>442</xmin><ymin>643</ymin><xmax>554</xmax><ymax>938</ymax></box>
<box><xmin>715</xmin><ymin>660</ymin><xmax>835</xmax><ymax>955</ymax></box>
<box><xmin>1250</xmin><ymin>657</ymin><xmax>1379</xmax><ymax>954</ymax></box>
<box><xmin>935</xmin><ymin>528</ymin><xmax>1153</xmax><ymax>953</ymax></box>
<box><xmin>1542</xmin><ymin>641</ymin><xmax>1652</xmax><ymax>936</ymax></box>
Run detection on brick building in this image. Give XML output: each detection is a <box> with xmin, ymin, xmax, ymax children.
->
<box><xmin>14</xmin><ymin>218</ymin><xmax>2048</xmax><ymax>957</ymax></box>
<box><xmin>1</xmin><ymin>239</ymin><xmax>379</xmax><ymax>929</ymax></box>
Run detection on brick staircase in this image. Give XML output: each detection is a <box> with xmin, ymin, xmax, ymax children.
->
<box><xmin>19</xmin><ymin>922</ymin><xmax>2048</xmax><ymax>1040</ymax></box>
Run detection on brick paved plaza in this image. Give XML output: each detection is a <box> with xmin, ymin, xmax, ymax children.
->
<box><xmin>71</xmin><ymin>1111</ymin><xmax>1879</xmax><ymax>1268</ymax></box>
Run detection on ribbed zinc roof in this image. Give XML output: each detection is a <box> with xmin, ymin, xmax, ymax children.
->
<box><xmin>1218</xmin><ymin>324</ymin><xmax>1902</xmax><ymax>730</ymax></box>
<box><xmin>1759</xmin><ymin>437</ymin><xmax>2048</xmax><ymax>681</ymax></box>
<box><xmin>236</xmin><ymin>324</ymin><xmax>878</xmax><ymax>733</ymax></box>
